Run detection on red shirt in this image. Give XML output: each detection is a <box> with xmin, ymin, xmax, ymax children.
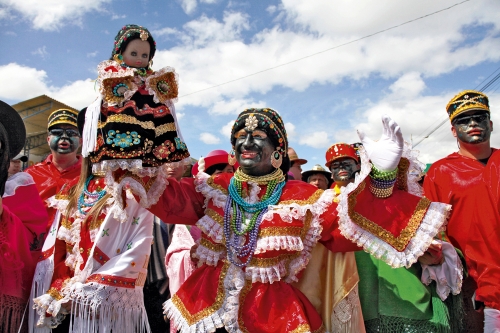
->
<box><xmin>423</xmin><ymin>149</ymin><xmax>500</xmax><ymax>310</ymax></box>
<box><xmin>26</xmin><ymin>154</ymin><xmax>82</xmax><ymax>229</ymax></box>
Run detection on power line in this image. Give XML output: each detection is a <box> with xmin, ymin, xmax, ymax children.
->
<box><xmin>179</xmin><ymin>0</ymin><xmax>471</xmax><ymax>98</ymax></box>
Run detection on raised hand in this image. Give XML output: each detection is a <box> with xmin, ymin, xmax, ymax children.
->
<box><xmin>357</xmin><ymin>115</ymin><xmax>404</xmax><ymax>171</ymax></box>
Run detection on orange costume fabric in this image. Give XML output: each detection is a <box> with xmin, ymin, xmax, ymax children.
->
<box><xmin>161</xmin><ymin>164</ymin><xmax>449</xmax><ymax>333</ymax></box>
<box><xmin>26</xmin><ymin>155</ymin><xmax>82</xmax><ymax>229</ymax></box>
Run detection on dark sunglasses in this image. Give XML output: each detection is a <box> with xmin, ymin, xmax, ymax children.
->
<box><xmin>49</xmin><ymin>128</ymin><xmax>80</xmax><ymax>137</ymax></box>
<box><xmin>453</xmin><ymin>113</ymin><xmax>489</xmax><ymax>126</ymax></box>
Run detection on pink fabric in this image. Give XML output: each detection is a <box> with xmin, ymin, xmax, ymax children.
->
<box><xmin>165</xmin><ymin>225</ymin><xmax>196</xmax><ymax>333</ymax></box>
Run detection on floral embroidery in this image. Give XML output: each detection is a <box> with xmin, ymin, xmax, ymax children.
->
<box><xmin>126</xmin><ymin>242</ymin><xmax>133</xmax><ymax>250</ymax></box>
<box><xmin>102</xmin><ymin>228</ymin><xmax>110</xmax><ymax>237</ymax></box>
<box><xmin>174</xmin><ymin>137</ymin><xmax>187</xmax><ymax>150</ymax></box>
<box><xmin>153</xmin><ymin>139</ymin><xmax>175</xmax><ymax>159</ymax></box>
<box><xmin>132</xmin><ymin>217</ymin><xmax>140</xmax><ymax>225</ymax></box>
<box><xmin>106</xmin><ymin>130</ymin><xmax>141</xmax><ymax>148</ymax></box>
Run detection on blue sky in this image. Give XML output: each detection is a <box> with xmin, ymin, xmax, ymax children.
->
<box><xmin>1</xmin><ymin>0</ymin><xmax>500</xmax><ymax>169</ymax></box>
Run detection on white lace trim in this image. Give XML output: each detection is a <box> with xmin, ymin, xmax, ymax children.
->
<box><xmin>195</xmin><ymin>172</ymin><xmax>227</xmax><ymax>209</ymax></box>
<box><xmin>402</xmin><ymin>141</ymin><xmax>426</xmax><ymax>197</ymax></box>
<box><xmin>337</xmin><ymin>147</ymin><xmax>451</xmax><ymax>268</ymax></box>
<box><xmin>285</xmin><ymin>213</ymin><xmax>324</xmax><ymax>283</ymax></box>
<box><xmin>3</xmin><ymin>172</ymin><xmax>35</xmax><ymax>198</ymax></box>
<box><xmin>263</xmin><ymin>189</ymin><xmax>335</xmax><ymax>223</ymax></box>
<box><xmin>46</xmin><ymin>196</ymin><xmax>69</xmax><ymax>212</ymax></box>
<box><xmin>194</xmin><ymin>244</ymin><xmax>226</xmax><ymax>267</ymax></box>
<box><xmin>164</xmin><ymin>264</ymin><xmax>245</xmax><ymax>333</ymax></box>
<box><xmin>244</xmin><ymin>260</ymin><xmax>288</xmax><ymax>284</ymax></box>
<box><xmin>254</xmin><ymin>235</ymin><xmax>303</xmax><ymax>254</ymax></box>
<box><xmin>196</xmin><ymin>215</ymin><xmax>224</xmax><ymax>244</ymax></box>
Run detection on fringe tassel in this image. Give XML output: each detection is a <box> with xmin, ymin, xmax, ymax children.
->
<box><xmin>28</xmin><ymin>258</ymin><xmax>54</xmax><ymax>333</ymax></box>
<box><xmin>0</xmin><ymin>294</ymin><xmax>25</xmax><ymax>333</ymax></box>
<box><xmin>430</xmin><ymin>282</ymin><xmax>452</xmax><ymax>333</ymax></box>
<box><xmin>82</xmin><ymin>96</ymin><xmax>102</xmax><ymax>158</ymax></box>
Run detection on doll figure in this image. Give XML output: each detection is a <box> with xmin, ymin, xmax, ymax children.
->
<box><xmin>82</xmin><ymin>24</ymin><xmax>189</xmax><ymax>177</ymax></box>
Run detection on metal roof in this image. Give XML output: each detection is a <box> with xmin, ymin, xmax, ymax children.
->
<box><xmin>11</xmin><ymin>95</ymin><xmax>79</xmax><ymax>157</ymax></box>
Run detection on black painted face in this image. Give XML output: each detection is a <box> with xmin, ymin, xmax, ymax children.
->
<box><xmin>234</xmin><ymin>128</ymin><xmax>275</xmax><ymax>176</ymax></box>
<box><xmin>47</xmin><ymin>125</ymin><xmax>80</xmax><ymax>154</ymax></box>
<box><xmin>329</xmin><ymin>157</ymin><xmax>359</xmax><ymax>183</ymax></box>
<box><xmin>452</xmin><ymin>110</ymin><xmax>492</xmax><ymax>144</ymax></box>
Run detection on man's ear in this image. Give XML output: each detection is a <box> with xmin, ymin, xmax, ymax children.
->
<box><xmin>451</xmin><ymin>125</ymin><xmax>457</xmax><ymax>138</ymax></box>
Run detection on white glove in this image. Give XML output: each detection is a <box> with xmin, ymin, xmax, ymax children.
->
<box><xmin>357</xmin><ymin>115</ymin><xmax>404</xmax><ymax>171</ymax></box>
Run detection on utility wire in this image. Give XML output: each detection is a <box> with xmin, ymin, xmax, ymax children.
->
<box><xmin>413</xmin><ymin>66</ymin><xmax>500</xmax><ymax>148</ymax></box>
<box><xmin>179</xmin><ymin>0</ymin><xmax>471</xmax><ymax>98</ymax></box>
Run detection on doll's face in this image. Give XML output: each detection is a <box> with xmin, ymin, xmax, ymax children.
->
<box><xmin>122</xmin><ymin>39</ymin><xmax>151</xmax><ymax>68</ymax></box>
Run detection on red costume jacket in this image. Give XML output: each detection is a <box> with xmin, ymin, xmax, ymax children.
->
<box><xmin>26</xmin><ymin>155</ymin><xmax>82</xmax><ymax>229</ymax></box>
<box><xmin>156</xmin><ymin>168</ymin><xmax>449</xmax><ymax>333</ymax></box>
<box><xmin>423</xmin><ymin>150</ymin><xmax>500</xmax><ymax>310</ymax></box>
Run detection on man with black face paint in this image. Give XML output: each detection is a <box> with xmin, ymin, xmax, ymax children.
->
<box><xmin>26</xmin><ymin>109</ymin><xmax>82</xmax><ymax>230</ymax></box>
<box><xmin>424</xmin><ymin>90</ymin><xmax>500</xmax><ymax>332</ymax></box>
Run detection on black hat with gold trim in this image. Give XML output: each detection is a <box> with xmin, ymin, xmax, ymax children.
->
<box><xmin>446</xmin><ymin>90</ymin><xmax>489</xmax><ymax>122</ymax></box>
<box><xmin>47</xmin><ymin>109</ymin><xmax>79</xmax><ymax>130</ymax></box>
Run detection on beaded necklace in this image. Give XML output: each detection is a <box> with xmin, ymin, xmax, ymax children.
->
<box><xmin>78</xmin><ymin>175</ymin><xmax>107</xmax><ymax>215</ymax></box>
<box><xmin>224</xmin><ymin>168</ymin><xmax>285</xmax><ymax>267</ymax></box>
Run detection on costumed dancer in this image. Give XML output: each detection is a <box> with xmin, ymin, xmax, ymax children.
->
<box><xmin>160</xmin><ymin>108</ymin><xmax>452</xmax><ymax>333</ymax></box>
<box><xmin>424</xmin><ymin>90</ymin><xmax>500</xmax><ymax>332</ymax></box>
<box><xmin>324</xmin><ymin>143</ymin><xmax>463</xmax><ymax>333</ymax></box>
<box><xmin>0</xmin><ymin>100</ymin><xmax>48</xmax><ymax>333</ymax></box>
<box><xmin>295</xmin><ymin>152</ymin><xmax>364</xmax><ymax>333</ymax></box>
<box><xmin>29</xmin><ymin>24</ymin><xmax>190</xmax><ymax>333</ymax></box>
<box><xmin>26</xmin><ymin>109</ymin><xmax>82</xmax><ymax>231</ymax></box>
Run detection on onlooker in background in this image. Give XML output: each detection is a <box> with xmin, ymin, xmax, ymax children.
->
<box><xmin>288</xmin><ymin>146</ymin><xmax>307</xmax><ymax>181</ymax></box>
<box><xmin>301</xmin><ymin>164</ymin><xmax>332</xmax><ymax>190</ymax></box>
<box><xmin>424</xmin><ymin>90</ymin><xmax>498</xmax><ymax>332</ymax></box>
<box><xmin>0</xmin><ymin>100</ymin><xmax>48</xmax><ymax>333</ymax></box>
<box><xmin>191</xmin><ymin>149</ymin><xmax>236</xmax><ymax>177</ymax></box>
<box><xmin>8</xmin><ymin>153</ymin><xmax>28</xmax><ymax>178</ymax></box>
<box><xmin>25</xmin><ymin>109</ymin><xmax>82</xmax><ymax>229</ymax></box>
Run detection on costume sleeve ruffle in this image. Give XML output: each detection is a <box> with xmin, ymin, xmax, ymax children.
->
<box><xmin>420</xmin><ymin>240</ymin><xmax>463</xmax><ymax>301</ymax></box>
<box><xmin>97</xmin><ymin>60</ymin><xmax>138</xmax><ymax>107</ymax></box>
<box><xmin>337</xmin><ymin>146</ymin><xmax>451</xmax><ymax>268</ymax></box>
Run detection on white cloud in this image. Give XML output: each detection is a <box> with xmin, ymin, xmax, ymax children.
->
<box><xmin>299</xmin><ymin>131</ymin><xmax>330</xmax><ymax>149</ymax></box>
<box><xmin>285</xmin><ymin>122</ymin><xmax>296</xmax><ymax>141</ymax></box>
<box><xmin>199</xmin><ymin>132</ymin><xmax>221</xmax><ymax>144</ymax></box>
<box><xmin>179</xmin><ymin>0</ymin><xmax>197</xmax><ymax>15</ymax></box>
<box><xmin>208</xmin><ymin>98</ymin><xmax>265</xmax><ymax>115</ymax></box>
<box><xmin>32</xmin><ymin>46</ymin><xmax>49</xmax><ymax>59</ymax></box>
<box><xmin>111</xmin><ymin>14</ymin><xmax>126</xmax><ymax>20</ymax></box>
<box><xmin>220</xmin><ymin>120</ymin><xmax>235</xmax><ymax>138</ymax></box>
<box><xmin>87</xmin><ymin>51</ymin><xmax>98</xmax><ymax>58</ymax></box>
<box><xmin>0</xmin><ymin>0</ymin><xmax>110</xmax><ymax>31</ymax></box>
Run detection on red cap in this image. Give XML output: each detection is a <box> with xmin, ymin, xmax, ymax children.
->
<box><xmin>192</xmin><ymin>149</ymin><xmax>238</xmax><ymax>176</ymax></box>
<box><xmin>325</xmin><ymin>143</ymin><xmax>358</xmax><ymax>168</ymax></box>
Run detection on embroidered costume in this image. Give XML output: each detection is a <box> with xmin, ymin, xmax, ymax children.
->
<box><xmin>159</xmin><ymin>109</ymin><xmax>451</xmax><ymax>333</ymax></box>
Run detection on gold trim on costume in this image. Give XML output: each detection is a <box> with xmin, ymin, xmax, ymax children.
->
<box><xmin>237</xmin><ymin>279</ymin><xmax>253</xmax><ymax>333</ymax></box>
<box><xmin>279</xmin><ymin>189</ymin><xmax>325</xmax><ymax>206</ymax></box>
<box><xmin>290</xmin><ymin>323</ymin><xmax>313</xmax><ymax>333</ymax></box>
<box><xmin>347</xmin><ymin>181</ymin><xmax>431</xmax><ymax>251</ymax></box>
<box><xmin>155</xmin><ymin>122</ymin><xmax>177</xmax><ymax>136</ymax></box>
<box><xmin>200</xmin><ymin>238</ymin><xmax>226</xmax><ymax>252</ymax></box>
<box><xmin>396</xmin><ymin>157</ymin><xmax>410</xmax><ymax>191</ymax></box>
<box><xmin>249</xmin><ymin>253</ymin><xmax>300</xmax><ymax>268</ymax></box>
<box><xmin>205</xmin><ymin>208</ymin><xmax>224</xmax><ymax>226</ymax></box>
<box><xmin>171</xmin><ymin>261</ymin><xmax>229</xmax><ymax>326</ymax></box>
<box><xmin>206</xmin><ymin>176</ymin><xmax>228</xmax><ymax>194</ymax></box>
<box><xmin>259</xmin><ymin>226</ymin><xmax>303</xmax><ymax>237</ymax></box>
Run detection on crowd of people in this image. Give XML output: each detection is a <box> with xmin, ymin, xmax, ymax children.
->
<box><xmin>0</xmin><ymin>24</ymin><xmax>499</xmax><ymax>333</ymax></box>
